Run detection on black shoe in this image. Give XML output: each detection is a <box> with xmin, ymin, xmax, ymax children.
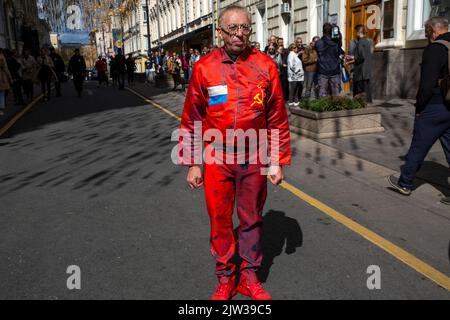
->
<box><xmin>388</xmin><ymin>174</ymin><xmax>412</xmax><ymax>196</ymax></box>
<box><xmin>440</xmin><ymin>196</ymin><xmax>450</xmax><ymax>205</ymax></box>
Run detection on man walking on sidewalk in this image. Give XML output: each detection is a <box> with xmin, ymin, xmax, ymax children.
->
<box><xmin>178</xmin><ymin>4</ymin><xmax>291</xmax><ymax>300</ymax></box>
<box><xmin>68</xmin><ymin>49</ymin><xmax>86</xmax><ymax>97</ymax></box>
<box><xmin>388</xmin><ymin>16</ymin><xmax>450</xmax><ymax>205</ymax></box>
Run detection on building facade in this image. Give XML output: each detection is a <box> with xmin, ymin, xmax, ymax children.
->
<box><xmin>143</xmin><ymin>0</ymin><xmax>447</xmax><ymax>99</ymax></box>
<box><xmin>148</xmin><ymin>0</ymin><xmax>216</xmax><ymax>52</ymax></box>
<box><xmin>0</xmin><ymin>0</ymin><xmax>51</xmax><ymax>53</ymax></box>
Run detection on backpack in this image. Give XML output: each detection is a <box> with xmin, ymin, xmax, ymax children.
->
<box><xmin>434</xmin><ymin>40</ymin><xmax>450</xmax><ymax>105</ymax></box>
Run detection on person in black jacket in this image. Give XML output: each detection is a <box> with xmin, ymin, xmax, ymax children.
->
<box><xmin>68</xmin><ymin>49</ymin><xmax>86</xmax><ymax>97</ymax></box>
<box><xmin>49</xmin><ymin>47</ymin><xmax>65</xmax><ymax>97</ymax></box>
<box><xmin>315</xmin><ymin>23</ymin><xmax>342</xmax><ymax>97</ymax></box>
<box><xmin>388</xmin><ymin>16</ymin><xmax>450</xmax><ymax>205</ymax></box>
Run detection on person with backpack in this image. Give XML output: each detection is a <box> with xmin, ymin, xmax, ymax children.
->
<box><xmin>388</xmin><ymin>16</ymin><xmax>450</xmax><ymax>206</ymax></box>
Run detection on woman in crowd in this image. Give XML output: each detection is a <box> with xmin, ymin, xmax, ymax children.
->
<box><xmin>287</xmin><ymin>43</ymin><xmax>304</xmax><ymax>107</ymax></box>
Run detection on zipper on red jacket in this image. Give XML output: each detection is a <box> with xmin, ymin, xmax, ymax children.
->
<box><xmin>233</xmin><ymin>61</ymin><xmax>238</xmax><ymax>130</ymax></box>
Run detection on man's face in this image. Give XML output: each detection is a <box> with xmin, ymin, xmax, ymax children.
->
<box><xmin>189</xmin><ymin>48</ymin><xmax>194</xmax><ymax>54</ymax></box>
<box><xmin>295</xmin><ymin>38</ymin><xmax>303</xmax><ymax>46</ymax></box>
<box><xmin>218</xmin><ymin>10</ymin><xmax>251</xmax><ymax>55</ymax></box>
<box><xmin>270</xmin><ymin>36</ymin><xmax>277</xmax><ymax>44</ymax></box>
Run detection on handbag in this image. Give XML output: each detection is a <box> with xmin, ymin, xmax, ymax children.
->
<box><xmin>341</xmin><ymin>66</ymin><xmax>350</xmax><ymax>83</ymax></box>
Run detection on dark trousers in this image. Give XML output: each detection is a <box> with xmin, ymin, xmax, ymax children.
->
<box><xmin>353</xmin><ymin>79</ymin><xmax>372</xmax><ymax>103</ymax></box>
<box><xmin>22</xmin><ymin>79</ymin><xmax>34</xmax><ymax>100</ymax></box>
<box><xmin>183</xmin><ymin>68</ymin><xmax>189</xmax><ymax>83</ymax></box>
<box><xmin>12</xmin><ymin>80</ymin><xmax>24</xmax><ymax>104</ymax></box>
<box><xmin>118</xmin><ymin>72</ymin><xmax>125</xmax><ymax>89</ymax></box>
<box><xmin>289</xmin><ymin>81</ymin><xmax>303</xmax><ymax>103</ymax></box>
<box><xmin>73</xmin><ymin>75</ymin><xmax>84</xmax><ymax>95</ymax></box>
<box><xmin>127</xmin><ymin>71</ymin><xmax>134</xmax><ymax>84</ymax></box>
<box><xmin>55</xmin><ymin>78</ymin><xmax>61</xmax><ymax>96</ymax></box>
<box><xmin>280</xmin><ymin>74</ymin><xmax>289</xmax><ymax>102</ymax></box>
<box><xmin>40</xmin><ymin>79</ymin><xmax>51</xmax><ymax>99</ymax></box>
<box><xmin>172</xmin><ymin>72</ymin><xmax>184</xmax><ymax>90</ymax></box>
<box><xmin>399</xmin><ymin>103</ymin><xmax>450</xmax><ymax>189</ymax></box>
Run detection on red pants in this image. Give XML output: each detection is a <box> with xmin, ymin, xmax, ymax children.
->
<box><xmin>204</xmin><ymin>160</ymin><xmax>267</xmax><ymax>282</ymax></box>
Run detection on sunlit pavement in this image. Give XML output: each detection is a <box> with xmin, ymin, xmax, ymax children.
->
<box><xmin>0</xmin><ymin>81</ymin><xmax>449</xmax><ymax>299</ymax></box>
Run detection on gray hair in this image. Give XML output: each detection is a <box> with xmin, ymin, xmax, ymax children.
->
<box><xmin>424</xmin><ymin>16</ymin><xmax>449</xmax><ymax>29</ymax></box>
<box><xmin>218</xmin><ymin>4</ymin><xmax>252</xmax><ymax>27</ymax></box>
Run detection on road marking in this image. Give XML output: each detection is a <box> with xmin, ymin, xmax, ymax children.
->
<box><xmin>281</xmin><ymin>180</ymin><xmax>450</xmax><ymax>291</ymax></box>
<box><xmin>0</xmin><ymin>94</ymin><xmax>44</xmax><ymax>137</ymax></box>
<box><xmin>125</xmin><ymin>87</ymin><xmax>181</xmax><ymax>120</ymax></box>
<box><xmin>127</xmin><ymin>86</ymin><xmax>450</xmax><ymax>292</ymax></box>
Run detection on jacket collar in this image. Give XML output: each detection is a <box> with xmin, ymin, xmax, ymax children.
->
<box><xmin>220</xmin><ymin>46</ymin><xmax>253</xmax><ymax>63</ymax></box>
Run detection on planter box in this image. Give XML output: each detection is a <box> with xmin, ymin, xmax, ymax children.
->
<box><xmin>289</xmin><ymin>106</ymin><xmax>384</xmax><ymax>139</ymax></box>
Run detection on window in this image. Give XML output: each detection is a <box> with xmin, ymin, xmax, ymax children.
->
<box><xmin>143</xmin><ymin>8</ymin><xmax>148</xmax><ymax>22</ymax></box>
<box><xmin>382</xmin><ymin>0</ymin><xmax>395</xmax><ymax>39</ymax></box>
<box><xmin>407</xmin><ymin>0</ymin><xmax>450</xmax><ymax>40</ymax></box>
<box><xmin>316</xmin><ymin>0</ymin><xmax>324</xmax><ymax>37</ymax></box>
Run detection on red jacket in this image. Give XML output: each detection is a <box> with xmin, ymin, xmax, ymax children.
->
<box><xmin>179</xmin><ymin>47</ymin><xmax>291</xmax><ymax>166</ymax></box>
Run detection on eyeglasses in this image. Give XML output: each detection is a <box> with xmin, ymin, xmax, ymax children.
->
<box><xmin>220</xmin><ymin>24</ymin><xmax>252</xmax><ymax>36</ymax></box>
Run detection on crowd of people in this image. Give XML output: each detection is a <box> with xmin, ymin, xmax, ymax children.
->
<box><xmin>143</xmin><ymin>22</ymin><xmax>373</xmax><ymax>106</ymax></box>
<box><xmin>0</xmin><ymin>22</ymin><xmax>374</xmax><ymax>117</ymax></box>
<box><xmin>0</xmin><ymin>46</ymin><xmax>89</xmax><ymax>116</ymax></box>
<box><xmin>145</xmin><ymin>45</ymin><xmax>217</xmax><ymax>91</ymax></box>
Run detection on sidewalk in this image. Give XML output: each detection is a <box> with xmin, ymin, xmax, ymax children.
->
<box><xmin>129</xmin><ymin>82</ymin><xmax>450</xmax><ymax>195</ymax></box>
<box><xmin>0</xmin><ymin>84</ymin><xmax>43</xmax><ymax>129</ymax></box>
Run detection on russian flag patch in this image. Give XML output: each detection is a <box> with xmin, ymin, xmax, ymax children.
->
<box><xmin>207</xmin><ymin>85</ymin><xmax>228</xmax><ymax>106</ymax></box>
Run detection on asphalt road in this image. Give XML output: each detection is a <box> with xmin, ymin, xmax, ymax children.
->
<box><xmin>0</xmin><ymin>81</ymin><xmax>449</xmax><ymax>299</ymax></box>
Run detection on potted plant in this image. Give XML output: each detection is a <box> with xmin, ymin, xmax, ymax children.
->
<box><xmin>289</xmin><ymin>97</ymin><xmax>384</xmax><ymax>139</ymax></box>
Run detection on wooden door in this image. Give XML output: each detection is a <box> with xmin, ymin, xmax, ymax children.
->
<box><xmin>346</xmin><ymin>0</ymin><xmax>381</xmax><ymax>52</ymax></box>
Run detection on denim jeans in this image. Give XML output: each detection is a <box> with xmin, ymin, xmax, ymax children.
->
<box><xmin>303</xmin><ymin>71</ymin><xmax>316</xmax><ymax>99</ymax></box>
<box><xmin>399</xmin><ymin>103</ymin><xmax>450</xmax><ymax>189</ymax></box>
<box><xmin>318</xmin><ymin>74</ymin><xmax>340</xmax><ymax>97</ymax></box>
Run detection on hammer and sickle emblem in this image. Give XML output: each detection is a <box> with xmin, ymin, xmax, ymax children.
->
<box><xmin>251</xmin><ymin>83</ymin><xmax>266</xmax><ymax>108</ymax></box>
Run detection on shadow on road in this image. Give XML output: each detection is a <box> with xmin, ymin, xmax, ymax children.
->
<box><xmin>232</xmin><ymin>209</ymin><xmax>303</xmax><ymax>283</ymax></box>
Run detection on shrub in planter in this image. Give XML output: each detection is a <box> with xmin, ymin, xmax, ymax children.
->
<box><xmin>299</xmin><ymin>97</ymin><xmax>367</xmax><ymax>112</ymax></box>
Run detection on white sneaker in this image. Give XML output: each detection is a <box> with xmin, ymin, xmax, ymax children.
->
<box><xmin>294</xmin><ymin>102</ymin><xmax>300</xmax><ymax>107</ymax></box>
<box><xmin>288</xmin><ymin>102</ymin><xmax>295</xmax><ymax>107</ymax></box>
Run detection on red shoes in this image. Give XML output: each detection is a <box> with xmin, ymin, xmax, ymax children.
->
<box><xmin>211</xmin><ymin>275</ymin><xmax>273</xmax><ymax>300</ymax></box>
<box><xmin>237</xmin><ymin>278</ymin><xmax>273</xmax><ymax>300</ymax></box>
<box><xmin>211</xmin><ymin>277</ymin><xmax>237</xmax><ymax>300</ymax></box>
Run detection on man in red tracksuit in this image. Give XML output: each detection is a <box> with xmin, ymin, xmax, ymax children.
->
<box><xmin>178</xmin><ymin>4</ymin><xmax>291</xmax><ymax>300</ymax></box>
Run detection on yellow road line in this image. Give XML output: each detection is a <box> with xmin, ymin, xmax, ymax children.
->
<box><xmin>125</xmin><ymin>87</ymin><xmax>181</xmax><ymax>120</ymax></box>
<box><xmin>129</xmin><ymin>86</ymin><xmax>450</xmax><ymax>292</ymax></box>
<box><xmin>281</xmin><ymin>180</ymin><xmax>450</xmax><ymax>291</ymax></box>
<box><xmin>0</xmin><ymin>94</ymin><xmax>44</xmax><ymax>137</ymax></box>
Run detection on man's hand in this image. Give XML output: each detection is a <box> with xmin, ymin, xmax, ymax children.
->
<box><xmin>268</xmin><ymin>165</ymin><xmax>284</xmax><ymax>185</ymax></box>
<box><xmin>187</xmin><ymin>165</ymin><xmax>203</xmax><ymax>189</ymax></box>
